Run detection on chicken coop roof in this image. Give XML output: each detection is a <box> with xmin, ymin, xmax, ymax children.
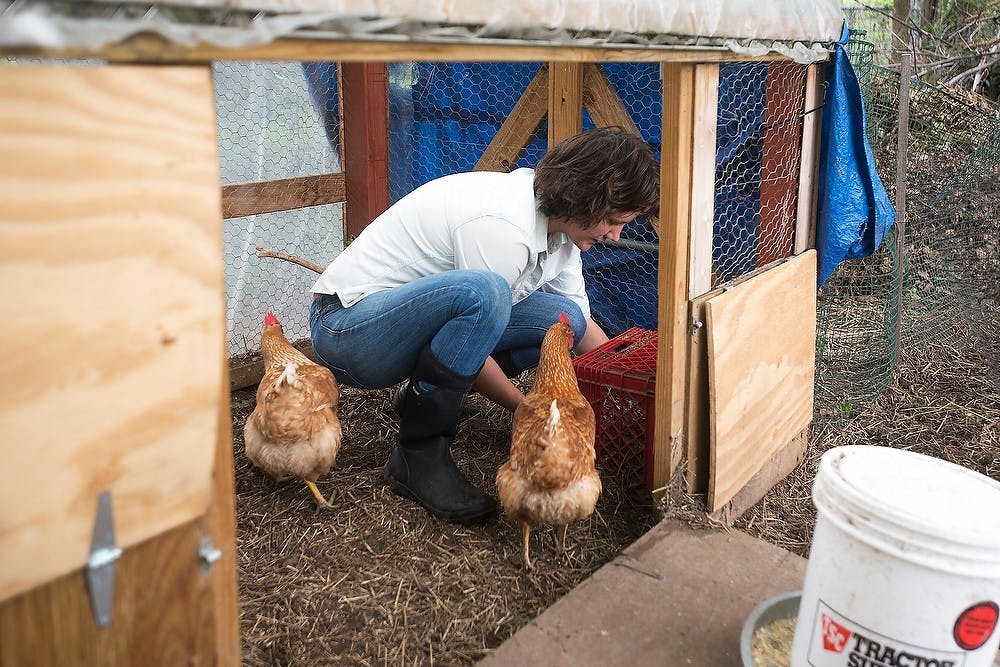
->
<box><xmin>0</xmin><ymin>0</ymin><xmax>844</xmax><ymax>63</ymax></box>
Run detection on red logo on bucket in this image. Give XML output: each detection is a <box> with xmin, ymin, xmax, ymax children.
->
<box><xmin>822</xmin><ymin>613</ymin><xmax>852</xmax><ymax>653</ymax></box>
<box><xmin>954</xmin><ymin>601</ymin><xmax>999</xmax><ymax>650</ymax></box>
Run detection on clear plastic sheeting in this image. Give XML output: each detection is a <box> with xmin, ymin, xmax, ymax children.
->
<box><xmin>0</xmin><ymin>0</ymin><xmax>842</xmax><ymax>64</ymax></box>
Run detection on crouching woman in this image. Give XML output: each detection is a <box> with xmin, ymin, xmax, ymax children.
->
<box><xmin>309</xmin><ymin>127</ymin><xmax>660</xmax><ymax>523</ymax></box>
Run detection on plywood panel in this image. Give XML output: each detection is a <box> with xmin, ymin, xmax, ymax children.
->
<box><xmin>706</xmin><ymin>250</ymin><xmax>815</xmax><ymax>510</ymax></box>
<box><xmin>0</xmin><ymin>65</ymin><xmax>224</xmax><ymax>602</ymax></box>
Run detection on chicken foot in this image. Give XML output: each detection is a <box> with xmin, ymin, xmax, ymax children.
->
<box><xmin>521</xmin><ymin>521</ymin><xmax>534</xmax><ymax>570</ymax></box>
<box><xmin>306</xmin><ymin>480</ymin><xmax>336</xmax><ymax>511</ymax></box>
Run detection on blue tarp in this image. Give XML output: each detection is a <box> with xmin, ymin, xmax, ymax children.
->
<box><xmin>815</xmin><ymin>25</ymin><xmax>896</xmax><ymax>285</ymax></box>
<box><xmin>303</xmin><ymin>47</ymin><xmax>894</xmax><ymax>331</ymax></box>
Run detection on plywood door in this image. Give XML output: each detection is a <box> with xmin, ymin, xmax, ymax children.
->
<box><xmin>0</xmin><ymin>65</ymin><xmax>238</xmax><ymax>664</ymax></box>
<box><xmin>705</xmin><ymin>251</ymin><xmax>816</xmax><ymax>513</ymax></box>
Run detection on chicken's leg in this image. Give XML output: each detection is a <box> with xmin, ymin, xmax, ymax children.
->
<box><xmin>521</xmin><ymin>521</ymin><xmax>533</xmax><ymax>570</ymax></box>
<box><xmin>305</xmin><ymin>480</ymin><xmax>336</xmax><ymax>510</ymax></box>
<box><xmin>555</xmin><ymin>524</ymin><xmax>569</xmax><ymax>556</ymax></box>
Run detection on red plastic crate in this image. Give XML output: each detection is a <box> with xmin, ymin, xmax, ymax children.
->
<box><xmin>572</xmin><ymin>327</ymin><xmax>657</xmax><ymax>492</ymax></box>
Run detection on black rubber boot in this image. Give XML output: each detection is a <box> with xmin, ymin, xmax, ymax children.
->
<box><xmin>384</xmin><ymin>346</ymin><xmax>498</xmax><ymax>523</ymax></box>
<box><xmin>391</xmin><ymin>380</ymin><xmax>483</xmax><ymax>422</ymax></box>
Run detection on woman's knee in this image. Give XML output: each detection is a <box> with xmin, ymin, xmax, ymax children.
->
<box><xmin>563</xmin><ymin>302</ymin><xmax>588</xmax><ymax>341</ymax></box>
<box><xmin>458</xmin><ymin>270</ymin><xmax>512</xmax><ymax>321</ymax></box>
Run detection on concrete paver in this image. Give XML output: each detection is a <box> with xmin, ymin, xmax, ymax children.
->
<box><xmin>479</xmin><ymin>519</ymin><xmax>807</xmax><ymax>666</ymax></box>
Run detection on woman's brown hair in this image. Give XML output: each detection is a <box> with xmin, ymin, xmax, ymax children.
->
<box><xmin>533</xmin><ymin>126</ymin><xmax>659</xmax><ymax>227</ymax></box>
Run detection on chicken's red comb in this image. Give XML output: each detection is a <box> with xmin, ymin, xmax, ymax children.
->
<box><xmin>264</xmin><ymin>311</ymin><xmax>279</xmax><ymax>326</ymax></box>
<box><xmin>558</xmin><ymin>312</ymin><xmax>570</xmax><ymax>325</ymax></box>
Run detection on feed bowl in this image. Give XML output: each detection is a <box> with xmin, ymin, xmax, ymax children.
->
<box><xmin>740</xmin><ymin>590</ymin><xmax>801</xmax><ymax>667</ymax></box>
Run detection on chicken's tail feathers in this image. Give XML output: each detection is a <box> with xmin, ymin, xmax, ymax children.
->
<box><xmin>264</xmin><ymin>311</ymin><xmax>280</xmax><ymax>326</ymax></box>
<box><xmin>274</xmin><ymin>363</ymin><xmax>300</xmax><ymax>389</ymax></box>
<box><xmin>546</xmin><ymin>399</ymin><xmax>561</xmax><ymax>436</ymax></box>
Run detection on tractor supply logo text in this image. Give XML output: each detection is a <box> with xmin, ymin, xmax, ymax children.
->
<box><xmin>844</xmin><ymin>632</ymin><xmax>956</xmax><ymax>667</ymax></box>
<box><xmin>809</xmin><ymin>602</ymin><xmax>966</xmax><ymax>667</ymax></box>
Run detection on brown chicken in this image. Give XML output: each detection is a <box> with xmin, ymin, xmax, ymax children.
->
<box><xmin>243</xmin><ymin>311</ymin><xmax>342</xmax><ymax>509</ymax></box>
<box><xmin>496</xmin><ymin>313</ymin><xmax>602</xmax><ymax>569</ymax></box>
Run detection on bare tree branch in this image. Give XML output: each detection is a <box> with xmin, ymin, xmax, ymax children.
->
<box><xmin>945</xmin><ymin>52</ymin><xmax>1000</xmax><ymax>86</ymax></box>
<box><xmin>255</xmin><ymin>246</ymin><xmax>325</xmax><ymax>274</ymax></box>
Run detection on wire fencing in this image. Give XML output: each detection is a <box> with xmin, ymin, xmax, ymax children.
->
<box><xmin>212</xmin><ymin>39</ymin><xmax>998</xmax><ymax>432</ymax></box>
<box><xmin>814</xmin><ymin>28</ymin><xmax>1000</xmax><ymax>420</ymax></box>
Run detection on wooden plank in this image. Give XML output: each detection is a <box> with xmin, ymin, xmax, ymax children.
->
<box><xmin>710</xmin><ymin>427</ymin><xmax>807</xmax><ymax>524</ymax></box>
<box><xmin>342</xmin><ymin>62</ymin><xmax>389</xmax><ymax>241</ymax></box>
<box><xmin>688</xmin><ymin>63</ymin><xmax>719</xmax><ymax>298</ymax></box>
<box><xmin>475</xmin><ymin>65</ymin><xmax>548</xmax><ymax>172</ymax></box>
<box><xmin>684</xmin><ymin>295</ymin><xmax>712</xmax><ymax>494</ymax></box>
<box><xmin>547</xmin><ymin>62</ymin><xmax>583</xmax><ymax>147</ymax></box>
<box><xmin>794</xmin><ymin>63</ymin><xmax>825</xmax><ymax>254</ymax></box>
<box><xmin>705</xmin><ymin>250</ymin><xmax>816</xmax><ymax>511</ymax></box>
<box><xmin>582</xmin><ymin>64</ymin><xmax>641</xmax><ymax>134</ymax></box>
<box><xmin>652</xmin><ymin>62</ymin><xmax>695</xmax><ymax>491</ymax></box>
<box><xmin>222</xmin><ymin>173</ymin><xmax>346</xmax><ymax>219</ymax></box>
<box><xmin>1</xmin><ymin>33</ymin><xmax>805</xmax><ymax>65</ymax></box>
<box><xmin>757</xmin><ymin>63</ymin><xmax>805</xmax><ymax>266</ymax></box>
<box><xmin>207</xmin><ymin>339</ymin><xmax>241</xmax><ymax>664</ymax></box>
<box><xmin>0</xmin><ymin>65</ymin><xmax>224</xmax><ymax>603</ymax></box>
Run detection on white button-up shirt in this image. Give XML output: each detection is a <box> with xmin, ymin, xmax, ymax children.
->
<box><xmin>311</xmin><ymin>168</ymin><xmax>591</xmax><ymax>318</ymax></box>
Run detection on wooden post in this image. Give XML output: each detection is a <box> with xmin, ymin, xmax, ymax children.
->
<box><xmin>794</xmin><ymin>63</ymin><xmax>825</xmax><ymax>254</ymax></box>
<box><xmin>688</xmin><ymin>63</ymin><xmax>719</xmax><ymax>299</ymax></box>
<box><xmin>893</xmin><ymin>53</ymin><xmax>912</xmax><ymax>347</ymax></box>
<box><xmin>547</xmin><ymin>62</ymin><xmax>583</xmax><ymax>147</ymax></box>
<box><xmin>654</xmin><ymin>63</ymin><xmax>696</xmax><ymax>492</ymax></box>
<box><xmin>341</xmin><ymin>62</ymin><xmax>389</xmax><ymax>242</ymax></box>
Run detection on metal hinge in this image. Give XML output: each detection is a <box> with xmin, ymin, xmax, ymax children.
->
<box><xmin>86</xmin><ymin>490</ymin><xmax>122</xmax><ymax>629</ymax></box>
<box><xmin>690</xmin><ymin>315</ymin><xmax>704</xmax><ymax>335</ymax></box>
<box><xmin>199</xmin><ymin>536</ymin><xmax>222</xmax><ymax>572</ymax></box>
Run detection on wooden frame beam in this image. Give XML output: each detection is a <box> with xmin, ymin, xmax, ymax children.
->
<box><xmin>653</xmin><ymin>62</ymin><xmax>696</xmax><ymax>491</ymax></box>
<box><xmin>582</xmin><ymin>64</ymin><xmax>641</xmax><ymax>133</ymax></box>
<box><xmin>221</xmin><ymin>173</ymin><xmax>346</xmax><ymax>219</ymax></box>
<box><xmin>474</xmin><ymin>65</ymin><xmax>549</xmax><ymax>171</ymax></box>
<box><xmin>341</xmin><ymin>62</ymin><xmax>390</xmax><ymax>241</ymax></box>
<box><xmin>794</xmin><ymin>63</ymin><xmax>826</xmax><ymax>254</ymax></box>
<box><xmin>688</xmin><ymin>63</ymin><xmax>720</xmax><ymax>299</ymax></box>
<box><xmin>547</xmin><ymin>62</ymin><xmax>583</xmax><ymax>146</ymax></box>
<box><xmin>2</xmin><ymin>34</ymin><xmax>798</xmax><ymax>65</ymax></box>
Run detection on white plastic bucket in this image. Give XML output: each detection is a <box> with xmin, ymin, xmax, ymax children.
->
<box><xmin>791</xmin><ymin>445</ymin><xmax>1000</xmax><ymax>667</ymax></box>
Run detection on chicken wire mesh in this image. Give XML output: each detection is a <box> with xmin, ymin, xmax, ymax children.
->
<box><xmin>205</xmin><ymin>49</ymin><xmax>997</xmax><ymax>443</ymax></box>
<box><xmin>216</xmin><ymin>61</ymin><xmax>343</xmax><ymax>359</ymax></box>
<box><xmin>713</xmin><ymin>61</ymin><xmax>809</xmax><ymax>287</ymax></box>
<box><xmin>814</xmin><ymin>29</ymin><xmax>1000</xmax><ymax>419</ymax></box>
<box><xmin>387</xmin><ymin>62</ymin><xmax>664</xmax><ymax>339</ymax></box>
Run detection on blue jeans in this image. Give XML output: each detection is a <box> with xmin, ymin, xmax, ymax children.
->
<box><xmin>309</xmin><ymin>269</ymin><xmax>586</xmax><ymax>388</ymax></box>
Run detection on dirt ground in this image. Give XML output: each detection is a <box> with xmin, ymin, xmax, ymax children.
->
<box><xmin>230</xmin><ymin>300</ymin><xmax>998</xmax><ymax>666</ymax></box>
<box><xmin>230</xmin><ymin>374</ymin><xmax>662</xmax><ymax>666</ymax></box>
